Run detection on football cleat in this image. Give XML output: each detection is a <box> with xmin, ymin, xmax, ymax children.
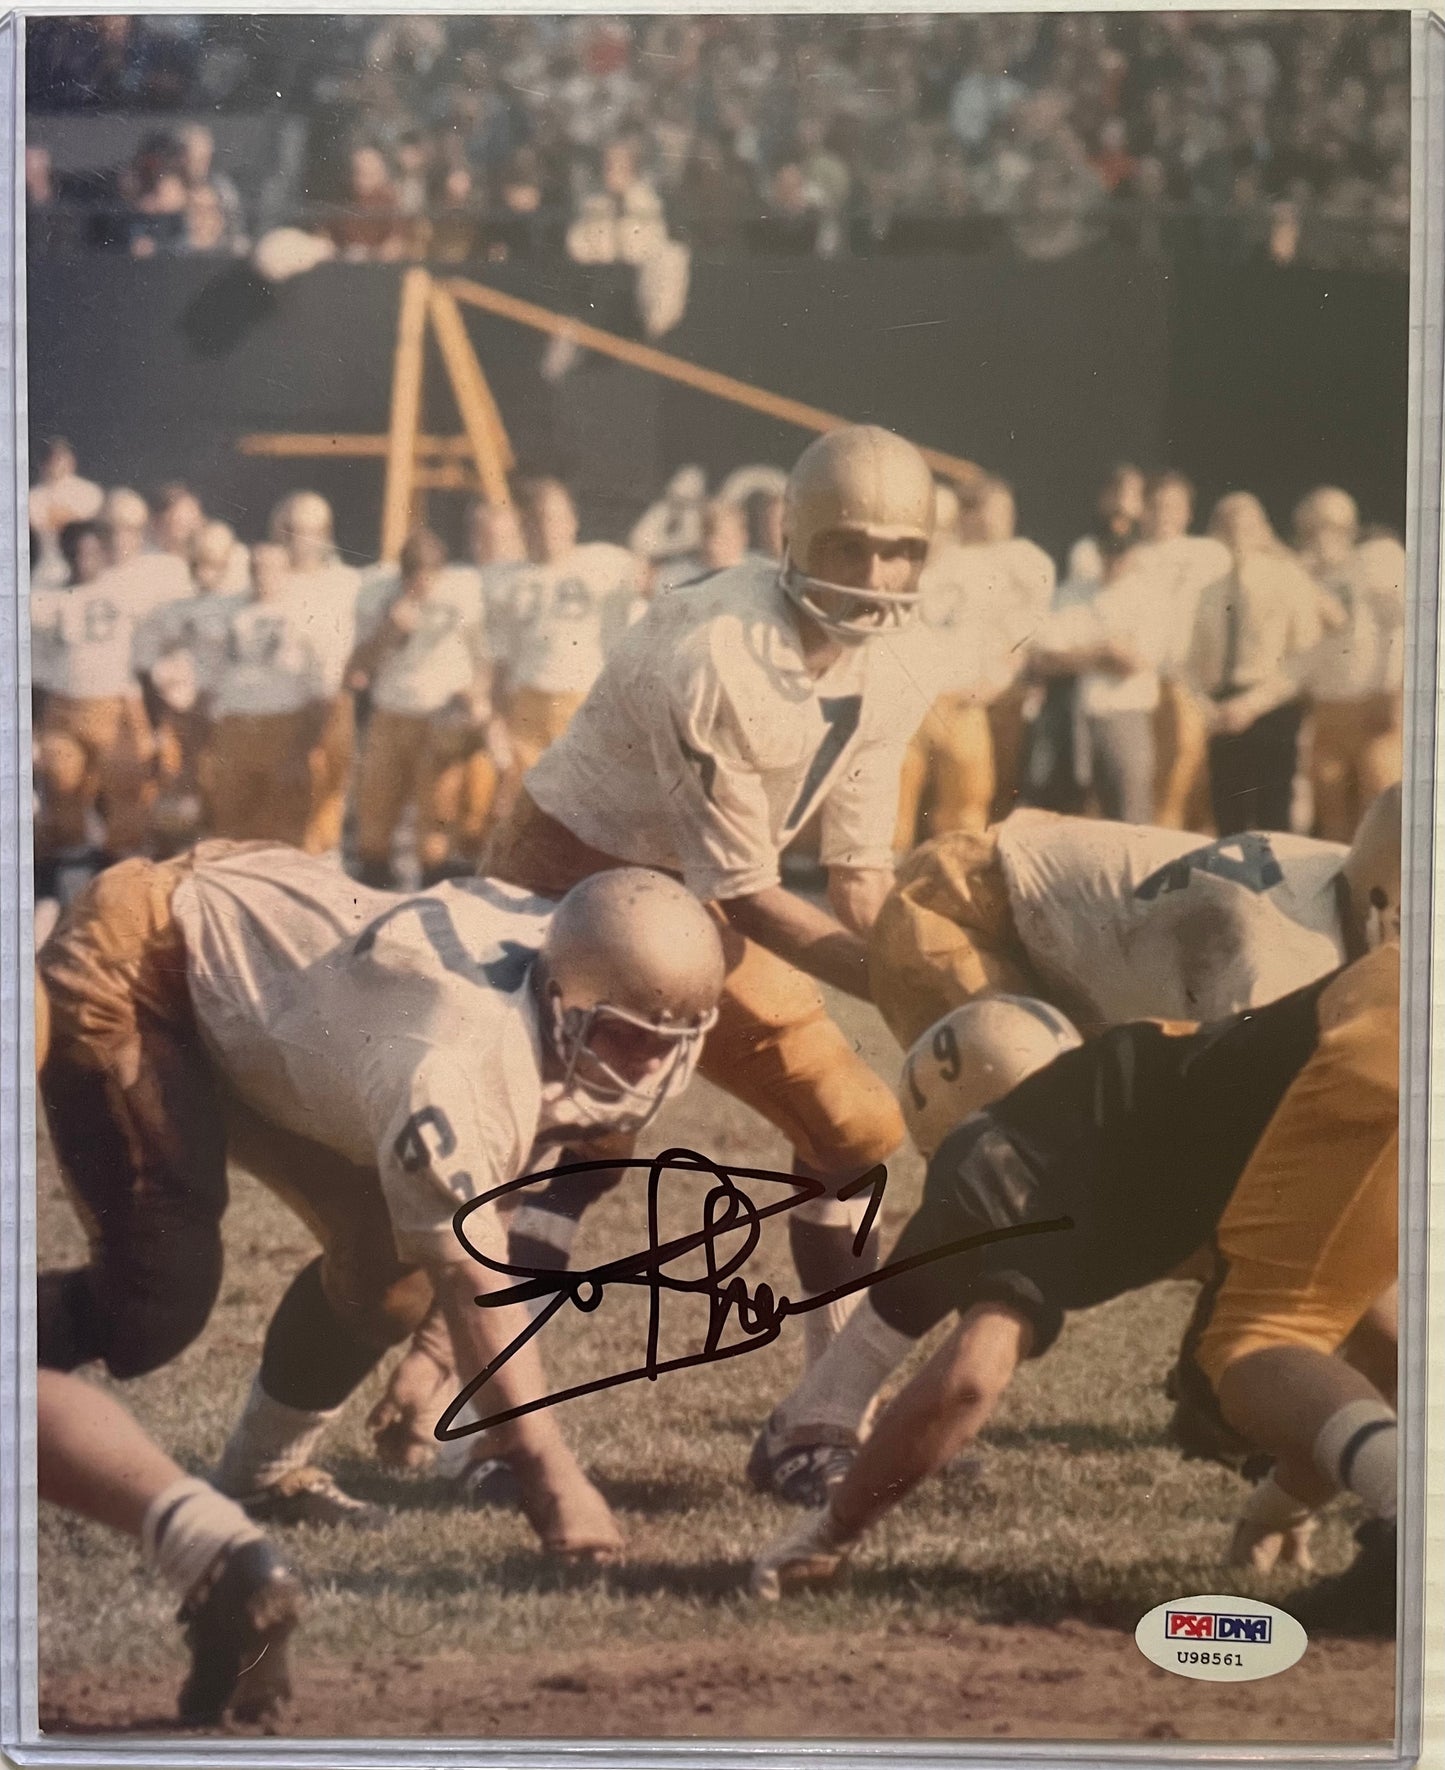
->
<box><xmin>177</xmin><ymin>1537</ymin><xmax>304</xmax><ymax>1726</ymax></box>
<box><xmin>456</xmin><ymin>1456</ymin><xmax>523</xmax><ymax>1509</ymax></box>
<box><xmin>236</xmin><ymin>1466</ymin><xmax>386</xmax><ymax>1531</ymax></box>
<box><xmin>1285</xmin><ymin>1516</ymin><xmax>1397</xmax><ymax>1638</ymax></box>
<box><xmin>746</xmin><ymin>1416</ymin><xmax>857</xmax><ymax>1508</ymax></box>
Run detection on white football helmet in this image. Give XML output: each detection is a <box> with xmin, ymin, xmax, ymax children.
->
<box><xmin>536</xmin><ymin>868</ymin><xmax>726</xmax><ymax>1134</ymax></box>
<box><xmin>780</xmin><ymin>425</ymin><xmax>934</xmax><ymax>644</ymax></box>
<box><xmin>900</xmin><ymin>996</ymin><xmax>1082</xmax><ymax>1158</ymax></box>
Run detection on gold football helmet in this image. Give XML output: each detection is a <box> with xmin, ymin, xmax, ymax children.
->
<box><xmin>537</xmin><ymin>868</ymin><xmax>726</xmax><ymax>1132</ymax></box>
<box><xmin>780</xmin><ymin>425</ymin><xmax>934</xmax><ymax>643</ymax></box>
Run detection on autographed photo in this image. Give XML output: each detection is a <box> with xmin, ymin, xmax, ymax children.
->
<box><xmin>18</xmin><ymin>7</ymin><xmax>1418</xmax><ymax>1752</ymax></box>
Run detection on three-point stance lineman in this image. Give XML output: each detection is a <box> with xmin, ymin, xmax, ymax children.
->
<box><xmin>752</xmin><ymin>943</ymin><xmax>1400</xmax><ymax>1636</ymax></box>
<box><xmin>479</xmin><ymin>427</ymin><xmax>934</xmax><ymax>1462</ymax></box>
<box><xmin>38</xmin><ymin>842</ymin><xmax>725</xmax><ymax>1563</ymax></box>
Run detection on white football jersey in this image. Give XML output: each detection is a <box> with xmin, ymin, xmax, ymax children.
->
<box><xmin>1304</xmin><ymin>537</ymin><xmax>1407</xmax><ymax>702</ymax></box>
<box><xmin>280</xmin><ymin>559</ymin><xmax>363</xmax><ymax>616</ymax></box>
<box><xmin>889</xmin><ymin>538</ymin><xmax>1056</xmax><ymax>706</ymax></box>
<box><xmin>1126</xmin><ymin>535</ymin><xmax>1232</xmax><ymax>672</ymax></box>
<box><xmin>30</xmin><ymin>579</ymin><xmax>145</xmax><ymax>701</ymax></box>
<box><xmin>209</xmin><ymin>593</ymin><xmax>352</xmax><ymax>718</ymax></box>
<box><xmin>492</xmin><ymin>543</ymin><xmax>644</xmax><ymax>696</ymax></box>
<box><xmin>993</xmin><ymin>809</ymin><xmax>1349</xmax><ymax>1025</ymax></box>
<box><xmin>172</xmin><ymin>845</ymin><xmax>558</xmax><ymax>1260</ymax></box>
<box><xmin>527</xmin><ymin>558</ymin><xmax>908</xmax><ymax>900</ymax></box>
<box><xmin>132</xmin><ymin>591</ymin><xmax>243</xmax><ymax>710</ymax></box>
<box><xmin>353</xmin><ymin>566</ymin><xmax>489</xmax><ymax>715</ymax></box>
<box><xmin>100</xmin><ymin>551</ymin><xmax>195</xmax><ymax>620</ymax></box>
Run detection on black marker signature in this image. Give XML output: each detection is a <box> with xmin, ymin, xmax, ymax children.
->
<box><xmin>436</xmin><ymin>1147</ymin><xmax>1072</xmax><ymax>1440</ymax></box>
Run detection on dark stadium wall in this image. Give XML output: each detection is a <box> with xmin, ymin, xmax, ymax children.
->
<box><xmin>26</xmin><ymin>252</ymin><xmax>1406</xmax><ymax>570</ymax></box>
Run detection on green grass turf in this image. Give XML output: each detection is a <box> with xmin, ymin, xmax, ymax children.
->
<box><xmin>34</xmin><ymin>986</ymin><xmax>1363</xmax><ymax>1673</ymax></box>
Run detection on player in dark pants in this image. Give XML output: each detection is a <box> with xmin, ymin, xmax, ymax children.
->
<box><xmin>751</xmin><ymin>943</ymin><xmax>1400</xmax><ymax>1636</ymax></box>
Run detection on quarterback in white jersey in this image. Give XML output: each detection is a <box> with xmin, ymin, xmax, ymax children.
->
<box><xmin>38</xmin><ymin>840</ymin><xmax>725</xmax><ymax>1557</ymax></box>
<box><xmin>528</xmin><ymin>557</ymin><xmax>907</xmax><ymax>901</ymax></box>
<box><xmin>486</xmin><ymin>427</ymin><xmax>936</xmax><ymax>1416</ymax></box>
<box><xmin>871</xmin><ymin>796</ymin><xmax>1400</xmax><ymax>1050</ymax></box>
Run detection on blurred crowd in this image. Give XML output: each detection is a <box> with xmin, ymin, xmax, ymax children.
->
<box><xmin>27</xmin><ymin>12</ymin><xmax>1410</xmax><ymax>272</ymax></box>
<box><xmin>29</xmin><ymin>432</ymin><xmax>1403</xmax><ymax>921</ymax></box>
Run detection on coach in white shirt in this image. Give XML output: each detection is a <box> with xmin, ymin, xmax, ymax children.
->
<box><xmin>1029</xmin><ymin>531</ymin><xmax>1173</xmax><ymax>825</ymax></box>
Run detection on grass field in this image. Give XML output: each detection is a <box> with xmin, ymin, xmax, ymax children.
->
<box><xmin>35</xmin><ymin>985</ymin><xmax>1395</xmax><ymax>1743</ymax></box>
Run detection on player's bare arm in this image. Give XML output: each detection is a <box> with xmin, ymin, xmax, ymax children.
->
<box><xmin>826</xmin><ymin>864</ymin><xmax>893</xmax><ymax>938</ymax></box>
<box><xmin>427</xmin><ymin>1255</ymin><xmax>624</xmax><ymax>1562</ymax></box>
<box><xmin>720</xmin><ymin>884</ymin><xmax>873</xmax><ymax>1001</ymax></box>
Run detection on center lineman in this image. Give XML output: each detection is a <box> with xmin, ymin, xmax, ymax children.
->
<box><xmin>480</xmin><ymin>426</ymin><xmax>932</xmax><ymax>1420</ymax></box>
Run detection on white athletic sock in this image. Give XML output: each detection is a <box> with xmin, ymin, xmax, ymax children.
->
<box><xmin>795</xmin><ymin>1192</ymin><xmax>875</xmax><ymax>1369</ymax></box>
<box><xmin>141</xmin><ymin>1477</ymin><xmax>263</xmax><ymax>1604</ymax></box>
<box><xmin>1313</xmin><ymin>1399</ymin><xmax>1398</xmax><ymax>1522</ymax></box>
<box><xmin>777</xmin><ymin>1297</ymin><xmax>918</xmax><ymax>1442</ymax></box>
<box><xmin>213</xmin><ymin>1374</ymin><xmax>341</xmax><ymax>1497</ymax></box>
<box><xmin>801</xmin><ymin>1291</ymin><xmax>864</xmax><ymax>1369</ymax></box>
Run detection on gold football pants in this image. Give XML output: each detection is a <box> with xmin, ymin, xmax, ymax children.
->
<box><xmin>894</xmin><ymin>694</ymin><xmax>995</xmax><ymax>853</ymax></box>
<box><xmin>1194</xmin><ymin>943</ymin><xmax>1399</xmax><ymax>1389</ymax></box>
<box><xmin>36</xmin><ymin>693</ymin><xmax>154</xmax><ymax>859</ymax></box>
<box><xmin>355</xmin><ymin>707</ymin><xmax>496</xmax><ymax>875</ymax></box>
<box><xmin>202</xmin><ymin>711</ymin><xmax>316</xmax><ymax>848</ymax></box>
<box><xmin>1309</xmin><ymin>694</ymin><xmax>1402</xmax><ymax>844</ymax></box>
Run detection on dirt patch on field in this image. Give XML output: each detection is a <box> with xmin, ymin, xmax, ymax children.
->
<box><xmin>41</xmin><ymin>1623</ymin><xmax>1394</xmax><ymax>1745</ymax></box>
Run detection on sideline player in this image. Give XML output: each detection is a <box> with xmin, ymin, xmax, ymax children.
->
<box><xmin>752</xmin><ymin>942</ymin><xmax>1400</xmax><ymax>1637</ymax></box>
<box><xmin>1293</xmin><ymin>487</ymin><xmax>1406</xmax><ymax>844</ymax></box>
<box><xmin>202</xmin><ymin>541</ymin><xmax>352</xmax><ymax>846</ymax></box>
<box><xmin>480</xmin><ymin>425</ymin><xmax>932</xmax><ymax>1397</ymax></box>
<box><xmin>485</xmin><ymin>477</ymin><xmax>645</xmax><ymax>831</ymax></box>
<box><xmin>29</xmin><ymin>436</ymin><xmax>103</xmax><ymax>589</ymax></box>
<box><xmin>32</xmin><ymin>520</ymin><xmax>156</xmax><ymax>893</ymax></box>
<box><xmin>269</xmin><ymin>491</ymin><xmax>362</xmax><ymax>854</ymax></box>
<box><xmin>348</xmin><ymin>529</ymin><xmax>499</xmax><ymax>887</ymax></box>
<box><xmin>1134</xmin><ymin>472</ymin><xmax>1231</xmax><ymax>830</ymax></box>
<box><xmin>38</xmin><ymin>840</ymin><xmax>725</xmax><ymax>1560</ymax></box>
<box><xmin>870</xmin><ymin>788</ymin><xmax>1401</xmax><ymax>1049</ymax></box>
<box><xmin>132</xmin><ymin>519</ymin><xmax>249</xmax><ymax>852</ymax></box>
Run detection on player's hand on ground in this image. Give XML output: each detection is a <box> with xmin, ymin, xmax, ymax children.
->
<box><xmin>367</xmin><ymin>1343</ymin><xmax>455</xmax><ymax>1471</ymax></box>
<box><xmin>751</xmin><ymin>1504</ymin><xmax>853</xmax><ymax>1601</ymax></box>
<box><xmin>1227</xmin><ymin>1473</ymin><xmax>1317</xmax><ymax>1573</ymax></box>
<box><xmin>1228</xmin><ymin>1510</ymin><xmax>1316</xmax><ymax>1574</ymax></box>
